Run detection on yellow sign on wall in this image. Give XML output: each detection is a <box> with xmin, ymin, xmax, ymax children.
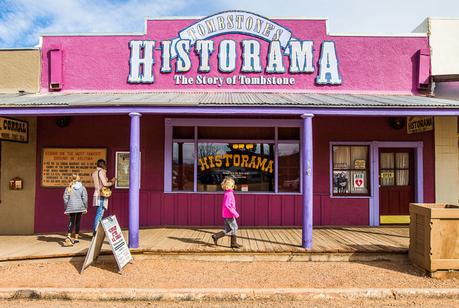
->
<box><xmin>0</xmin><ymin>117</ymin><xmax>28</xmax><ymax>143</ymax></box>
<box><xmin>41</xmin><ymin>148</ymin><xmax>107</xmax><ymax>187</ymax></box>
<box><xmin>407</xmin><ymin>116</ymin><xmax>433</xmax><ymax>134</ymax></box>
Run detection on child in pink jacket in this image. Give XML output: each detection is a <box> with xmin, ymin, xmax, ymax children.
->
<box><xmin>211</xmin><ymin>177</ymin><xmax>242</xmax><ymax>248</ymax></box>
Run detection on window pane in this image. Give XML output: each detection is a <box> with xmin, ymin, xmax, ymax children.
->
<box><xmin>172</xmin><ymin>142</ymin><xmax>194</xmax><ymax>191</ymax></box>
<box><xmin>278</xmin><ymin>143</ymin><xmax>300</xmax><ymax>192</ymax></box>
<box><xmin>278</xmin><ymin>127</ymin><xmax>300</xmax><ymax>140</ymax></box>
<box><xmin>350</xmin><ymin>146</ymin><xmax>367</xmax><ymax>169</ymax></box>
<box><xmin>350</xmin><ymin>171</ymin><xmax>368</xmax><ymax>194</ymax></box>
<box><xmin>380</xmin><ymin>153</ymin><xmax>394</xmax><ymax>169</ymax></box>
<box><xmin>380</xmin><ymin>169</ymin><xmax>395</xmax><ymax>186</ymax></box>
<box><xmin>333</xmin><ymin>171</ymin><xmax>350</xmax><ymax>194</ymax></box>
<box><xmin>333</xmin><ymin>146</ymin><xmax>350</xmax><ymax>169</ymax></box>
<box><xmin>198</xmin><ymin>127</ymin><xmax>274</xmax><ymax>140</ymax></box>
<box><xmin>396</xmin><ymin>170</ymin><xmax>409</xmax><ymax>186</ymax></box>
<box><xmin>395</xmin><ymin>153</ymin><xmax>409</xmax><ymax>169</ymax></box>
<box><xmin>197</xmin><ymin>143</ymin><xmax>274</xmax><ymax>192</ymax></box>
<box><xmin>173</xmin><ymin>126</ymin><xmax>194</xmax><ymax>139</ymax></box>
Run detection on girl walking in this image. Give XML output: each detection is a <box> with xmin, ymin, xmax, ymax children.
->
<box><xmin>63</xmin><ymin>174</ymin><xmax>88</xmax><ymax>246</ymax></box>
<box><xmin>211</xmin><ymin>177</ymin><xmax>242</xmax><ymax>248</ymax></box>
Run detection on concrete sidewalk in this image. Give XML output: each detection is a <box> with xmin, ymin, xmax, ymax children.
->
<box><xmin>1</xmin><ymin>287</ymin><xmax>459</xmax><ymax>302</ymax></box>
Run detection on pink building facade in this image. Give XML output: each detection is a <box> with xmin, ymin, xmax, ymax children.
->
<box><xmin>4</xmin><ymin>11</ymin><xmax>449</xmax><ymax>247</ymax></box>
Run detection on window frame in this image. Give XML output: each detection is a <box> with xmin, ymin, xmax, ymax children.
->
<box><xmin>379</xmin><ymin>149</ymin><xmax>412</xmax><ymax>187</ymax></box>
<box><xmin>330</xmin><ymin>142</ymin><xmax>372</xmax><ymax>198</ymax></box>
<box><xmin>165</xmin><ymin>118</ymin><xmax>303</xmax><ymax>195</ymax></box>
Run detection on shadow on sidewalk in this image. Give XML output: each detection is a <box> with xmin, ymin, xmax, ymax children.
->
<box><xmin>36</xmin><ymin>233</ymin><xmax>93</xmax><ymax>247</ymax></box>
<box><xmin>187</xmin><ymin>228</ymin><xmax>301</xmax><ymax>248</ymax></box>
<box><xmin>168</xmin><ymin>236</ymin><xmax>213</xmax><ymax>247</ymax></box>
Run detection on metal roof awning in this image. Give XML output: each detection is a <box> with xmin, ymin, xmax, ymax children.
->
<box><xmin>1</xmin><ymin>92</ymin><xmax>459</xmax><ymax>116</ymax></box>
<box><xmin>1</xmin><ymin>92</ymin><xmax>459</xmax><ymax>108</ymax></box>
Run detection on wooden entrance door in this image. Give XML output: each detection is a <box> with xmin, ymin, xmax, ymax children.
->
<box><xmin>379</xmin><ymin>148</ymin><xmax>414</xmax><ymax>224</ymax></box>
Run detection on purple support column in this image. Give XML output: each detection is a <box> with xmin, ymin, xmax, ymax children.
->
<box><xmin>302</xmin><ymin>114</ymin><xmax>314</xmax><ymax>249</ymax></box>
<box><xmin>129</xmin><ymin>112</ymin><xmax>141</xmax><ymax>248</ymax></box>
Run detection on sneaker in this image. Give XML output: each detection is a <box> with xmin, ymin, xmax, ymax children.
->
<box><xmin>63</xmin><ymin>236</ymin><xmax>74</xmax><ymax>247</ymax></box>
<box><xmin>73</xmin><ymin>239</ymin><xmax>80</xmax><ymax>244</ymax></box>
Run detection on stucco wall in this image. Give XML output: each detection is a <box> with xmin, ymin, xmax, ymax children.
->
<box><xmin>40</xmin><ymin>19</ymin><xmax>428</xmax><ymax>94</ymax></box>
<box><xmin>428</xmin><ymin>18</ymin><xmax>459</xmax><ymax>76</ymax></box>
<box><xmin>0</xmin><ymin>117</ymin><xmax>37</xmax><ymax>234</ymax></box>
<box><xmin>0</xmin><ymin>49</ymin><xmax>40</xmax><ymax>93</ymax></box>
<box><xmin>434</xmin><ymin>116</ymin><xmax>459</xmax><ymax>204</ymax></box>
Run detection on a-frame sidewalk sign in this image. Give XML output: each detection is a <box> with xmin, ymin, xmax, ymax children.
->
<box><xmin>81</xmin><ymin>215</ymin><xmax>133</xmax><ymax>274</ymax></box>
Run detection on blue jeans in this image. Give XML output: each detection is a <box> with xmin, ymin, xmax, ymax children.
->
<box><xmin>223</xmin><ymin>218</ymin><xmax>238</xmax><ymax>235</ymax></box>
<box><xmin>93</xmin><ymin>198</ymin><xmax>105</xmax><ymax>232</ymax></box>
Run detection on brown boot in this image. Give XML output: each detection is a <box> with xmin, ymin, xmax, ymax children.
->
<box><xmin>231</xmin><ymin>235</ymin><xmax>242</xmax><ymax>249</ymax></box>
<box><xmin>212</xmin><ymin>231</ymin><xmax>226</xmax><ymax>245</ymax></box>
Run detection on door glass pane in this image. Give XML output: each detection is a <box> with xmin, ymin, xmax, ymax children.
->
<box><xmin>278</xmin><ymin>143</ymin><xmax>300</xmax><ymax>192</ymax></box>
<box><xmin>172</xmin><ymin>142</ymin><xmax>194</xmax><ymax>191</ymax></box>
<box><xmin>197</xmin><ymin>143</ymin><xmax>274</xmax><ymax>192</ymax></box>
<box><xmin>333</xmin><ymin>146</ymin><xmax>350</xmax><ymax>169</ymax></box>
<box><xmin>380</xmin><ymin>153</ymin><xmax>394</xmax><ymax>169</ymax></box>
<box><xmin>396</xmin><ymin>152</ymin><xmax>409</xmax><ymax>169</ymax></box>
<box><xmin>380</xmin><ymin>169</ymin><xmax>395</xmax><ymax>186</ymax></box>
<box><xmin>396</xmin><ymin>170</ymin><xmax>409</xmax><ymax>186</ymax></box>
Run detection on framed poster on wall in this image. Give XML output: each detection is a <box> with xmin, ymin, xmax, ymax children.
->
<box><xmin>41</xmin><ymin>148</ymin><xmax>107</xmax><ymax>187</ymax></box>
<box><xmin>115</xmin><ymin>151</ymin><xmax>141</xmax><ymax>189</ymax></box>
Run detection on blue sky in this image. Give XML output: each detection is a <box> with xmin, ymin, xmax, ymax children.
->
<box><xmin>0</xmin><ymin>0</ymin><xmax>458</xmax><ymax>48</ymax></box>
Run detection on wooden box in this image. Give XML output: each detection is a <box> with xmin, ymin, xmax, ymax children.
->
<box><xmin>409</xmin><ymin>203</ymin><xmax>459</xmax><ymax>273</ymax></box>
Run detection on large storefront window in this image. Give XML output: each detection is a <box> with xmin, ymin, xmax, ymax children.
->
<box><xmin>332</xmin><ymin>145</ymin><xmax>370</xmax><ymax>196</ymax></box>
<box><xmin>198</xmin><ymin>143</ymin><xmax>274</xmax><ymax>192</ymax></box>
<box><xmin>169</xmin><ymin>122</ymin><xmax>301</xmax><ymax>193</ymax></box>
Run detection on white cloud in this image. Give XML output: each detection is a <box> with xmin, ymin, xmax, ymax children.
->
<box><xmin>0</xmin><ymin>0</ymin><xmax>191</xmax><ymax>47</ymax></box>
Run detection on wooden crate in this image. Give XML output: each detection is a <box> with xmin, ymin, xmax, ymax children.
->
<box><xmin>409</xmin><ymin>203</ymin><xmax>459</xmax><ymax>273</ymax></box>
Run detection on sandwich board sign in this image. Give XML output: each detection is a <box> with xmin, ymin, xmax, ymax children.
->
<box><xmin>81</xmin><ymin>215</ymin><xmax>133</xmax><ymax>274</ymax></box>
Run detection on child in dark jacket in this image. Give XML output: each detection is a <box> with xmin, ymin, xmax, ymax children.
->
<box><xmin>211</xmin><ymin>177</ymin><xmax>242</xmax><ymax>248</ymax></box>
<box><xmin>63</xmin><ymin>174</ymin><xmax>88</xmax><ymax>246</ymax></box>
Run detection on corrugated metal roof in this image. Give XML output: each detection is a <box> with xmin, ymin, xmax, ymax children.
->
<box><xmin>1</xmin><ymin>92</ymin><xmax>459</xmax><ymax>108</ymax></box>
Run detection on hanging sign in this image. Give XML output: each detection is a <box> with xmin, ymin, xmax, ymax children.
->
<box><xmin>41</xmin><ymin>148</ymin><xmax>107</xmax><ymax>187</ymax></box>
<box><xmin>81</xmin><ymin>215</ymin><xmax>132</xmax><ymax>274</ymax></box>
<box><xmin>0</xmin><ymin>117</ymin><xmax>28</xmax><ymax>143</ymax></box>
<box><xmin>407</xmin><ymin>116</ymin><xmax>433</xmax><ymax>134</ymax></box>
<box><xmin>353</xmin><ymin>172</ymin><xmax>365</xmax><ymax>188</ymax></box>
